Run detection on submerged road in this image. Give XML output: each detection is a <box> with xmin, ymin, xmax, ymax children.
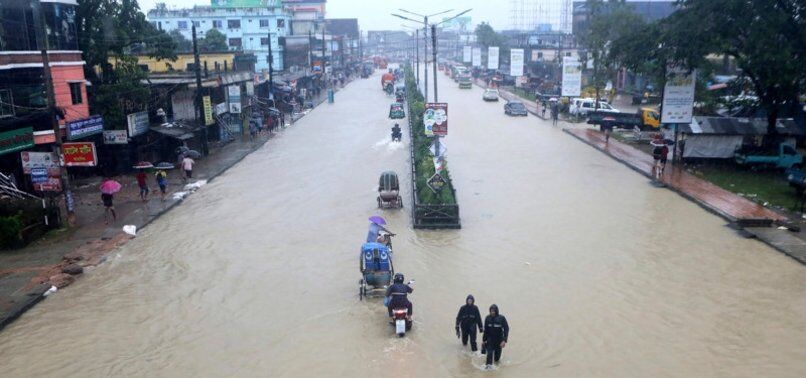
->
<box><xmin>0</xmin><ymin>69</ymin><xmax>804</xmax><ymax>377</ymax></box>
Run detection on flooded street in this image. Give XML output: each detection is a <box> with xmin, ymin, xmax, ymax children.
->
<box><xmin>1</xmin><ymin>71</ymin><xmax>804</xmax><ymax>377</ymax></box>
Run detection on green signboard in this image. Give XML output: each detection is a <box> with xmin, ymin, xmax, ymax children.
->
<box><xmin>210</xmin><ymin>0</ymin><xmax>279</xmax><ymax>8</ymax></box>
<box><xmin>0</xmin><ymin>127</ymin><xmax>34</xmax><ymax>156</ymax></box>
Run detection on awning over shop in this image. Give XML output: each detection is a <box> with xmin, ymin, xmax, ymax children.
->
<box><xmin>149</xmin><ymin>123</ymin><xmax>198</xmax><ymax>140</ymax></box>
<box><xmin>680</xmin><ymin>117</ymin><xmax>804</xmax><ymax>136</ymax></box>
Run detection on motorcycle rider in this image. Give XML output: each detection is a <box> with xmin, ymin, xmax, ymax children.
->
<box><xmin>482</xmin><ymin>304</ymin><xmax>510</xmax><ymax>368</ymax></box>
<box><xmin>391</xmin><ymin>123</ymin><xmax>402</xmax><ymax>141</ymax></box>
<box><xmin>385</xmin><ymin>273</ymin><xmax>413</xmax><ymax>317</ymax></box>
<box><xmin>455</xmin><ymin>295</ymin><xmax>483</xmax><ymax>352</ymax></box>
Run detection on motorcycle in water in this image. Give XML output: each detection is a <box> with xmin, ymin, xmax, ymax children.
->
<box><xmin>388</xmin><ymin>280</ymin><xmax>414</xmax><ymax>337</ymax></box>
<box><xmin>391</xmin><ymin>125</ymin><xmax>402</xmax><ymax>142</ymax></box>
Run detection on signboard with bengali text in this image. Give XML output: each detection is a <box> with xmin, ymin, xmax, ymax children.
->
<box><xmin>127</xmin><ymin>111</ymin><xmax>149</xmax><ymax>137</ymax></box>
<box><xmin>0</xmin><ymin>127</ymin><xmax>34</xmax><ymax>156</ymax></box>
<box><xmin>62</xmin><ymin>142</ymin><xmax>97</xmax><ymax>167</ymax></box>
<box><xmin>67</xmin><ymin>116</ymin><xmax>103</xmax><ymax>140</ymax></box>
<box><xmin>463</xmin><ymin>46</ymin><xmax>472</xmax><ymax>63</ymax></box>
<box><xmin>203</xmin><ymin>96</ymin><xmax>215</xmax><ymax>125</ymax></box>
<box><xmin>472</xmin><ymin>47</ymin><xmax>482</xmax><ymax>67</ymax></box>
<box><xmin>103</xmin><ymin>130</ymin><xmax>128</xmax><ymax>144</ymax></box>
<box><xmin>21</xmin><ymin>151</ymin><xmax>58</xmax><ymax>174</ymax></box>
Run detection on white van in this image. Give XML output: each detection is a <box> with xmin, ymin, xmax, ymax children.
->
<box><xmin>570</xmin><ymin>98</ymin><xmax>619</xmax><ymax>116</ymax></box>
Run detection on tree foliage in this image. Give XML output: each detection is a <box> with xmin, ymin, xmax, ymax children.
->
<box><xmin>200</xmin><ymin>29</ymin><xmax>228</xmax><ymax>52</ymax></box>
<box><xmin>94</xmin><ymin>55</ymin><xmax>149</xmax><ymax>130</ymax></box>
<box><xmin>474</xmin><ymin>22</ymin><xmax>509</xmax><ymax>65</ymax></box>
<box><xmin>580</xmin><ymin>0</ymin><xmax>643</xmax><ymax>104</ymax></box>
<box><xmin>169</xmin><ymin>30</ymin><xmax>193</xmax><ymax>53</ymax></box>
<box><xmin>610</xmin><ymin>0</ymin><xmax>805</xmax><ymax>134</ymax></box>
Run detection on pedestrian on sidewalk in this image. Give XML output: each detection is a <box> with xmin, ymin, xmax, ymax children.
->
<box><xmin>455</xmin><ymin>294</ymin><xmax>483</xmax><ymax>352</ymax></box>
<box><xmin>550</xmin><ymin>102</ymin><xmax>559</xmax><ymax>126</ymax></box>
<box><xmin>482</xmin><ymin>304</ymin><xmax>510</xmax><ymax>369</ymax></box>
<box><xmin>136</xmin><ymin>170</ymin><xmax>149</xmax><ymax>202</ymax></box>
<box><xmin>182</xmin><ymin>156</ymin><xmax>195</xmax><ymax>180</ymax></box>
<box><xmin>155</xmin><ymin>170</ymin><xmax>168</xmax><ymax>201</ymax></box>
<box><xmin>99</xmin><ymin>177</ymin><xmax>120</xmax><ymax>225</ymax></box>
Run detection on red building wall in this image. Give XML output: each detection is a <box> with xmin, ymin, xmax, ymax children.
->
<box><xmin>51</xmin><ymin>65</ymin><xmax>89</xmax><ymax>125</ymax></box>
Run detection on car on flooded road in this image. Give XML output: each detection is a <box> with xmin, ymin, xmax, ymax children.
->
<box><xmin>482</xmin><ymin>88</ymin><xmax>500</xmax><ymax>101</ymax></box>
<box><xmin>504</xmin><ymin>100</ymin><xmax>528</xmax><ymax>116</ymax></box>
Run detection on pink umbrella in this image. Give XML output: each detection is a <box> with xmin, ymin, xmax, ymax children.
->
<box><xmin>100</xmin><ymin>180</ymin><xmax>122</xmax><ymax>195</ymax></box>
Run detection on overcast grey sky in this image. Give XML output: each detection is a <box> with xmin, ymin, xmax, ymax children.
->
<box><xmin>137</xmin><ymin>0</ymin><xmax>512</xmax><ymax>32</ymax></box>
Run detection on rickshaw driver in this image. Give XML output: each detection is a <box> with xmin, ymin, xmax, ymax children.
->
<box><xmin>367</xmin><ymin>221</ymin><xmax>395</xmax><ymax>243</ymax></box>
<box><xmin>386</xmin><ymin>273</ymin><xmax>413</xmax><ymax>317</ymax></box>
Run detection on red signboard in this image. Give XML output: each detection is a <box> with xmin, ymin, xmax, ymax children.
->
<box><xmin>62</xmin><ymin>142</ymin><xmax>97</xmax><ymax>167</ymax></box>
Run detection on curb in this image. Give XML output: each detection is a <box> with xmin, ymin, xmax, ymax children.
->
<box><xmin>0</xmin><ymin>284</ymin><xmax>49</xmax><ymax>332</ymax></box>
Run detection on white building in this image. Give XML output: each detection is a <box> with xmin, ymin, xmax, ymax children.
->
<box><xmin>147</xmin><ymin>2</ymin><xmax>290</xmax><ymax>74</ymax></box>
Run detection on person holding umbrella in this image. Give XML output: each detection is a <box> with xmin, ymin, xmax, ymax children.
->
<box><xmin>99</xmin><ymin>177</ymin><xmax>122</xmax><ymax>224</ymax></box>
<box><xmin>367</xmin><ymin>216</ymin><xmax>394</xmax><ymax>244</ymax></box>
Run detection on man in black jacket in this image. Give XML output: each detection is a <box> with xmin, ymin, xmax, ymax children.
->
<box><xmin>455</xmin><ymin>295</ymin><xmax>483</xmax><ymax>352</ymax></box>
<box><xmin>482</xmin><ymin>304</ymin><xmax>510</xmax><ymax>368</ymax></box>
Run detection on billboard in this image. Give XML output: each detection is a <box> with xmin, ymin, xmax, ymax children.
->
<box><xmin>210</xmin><ymin>0</ymin><xmax>279</xmax><ymax>8</ymax></box>
<box><xmin>228</xmin><ymin>85</ymin><xmax>242</xmax><ymax>114</ymax></box>
<box><xmin>488</xmin><ymin>47</ymin><xmax>499</xmax><ymax>70</ymax></box>
<box><xmin>127</xmin><ymin>111</ymin><xmax>149</xmax><ymax>137</ymax></box>
<box><xmin>423</xmin><ymin>103</ymin><xmax>448</xmax><ymax>137</ymax></box>
<box><xmin>463</xmin><ymin>46</ymin><xmax>472</xmax><ymax>63</ymax></box>
<box><xmin>510</xmin><ymin>49</ymin><xmax>524</xmax><ymax>77</ymax></box>
<box><xmin>561</xmin><ymin>56</ymin><xmax>582</xmax><ymax>97</ymax></box>
<box><xmin>662</xmin><ymin>68</ymin><xmax>697</xmax><ymax>124</ymax></box>
<box><xmin>472</xmin><ymin>47</ymin><xmax>482</xmax><ymax>67</ymax></box>
<box><xmin>20</xmin><ymin>151</ymin><xmax>58</xmax><ymax>174</ymax></box>
<box><xmin>62</xmin><ymin>142</ymin><xmax>97</xmax><ymax>167</ymax></box>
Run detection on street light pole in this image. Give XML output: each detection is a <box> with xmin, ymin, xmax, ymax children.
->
<box><xmin>423</xmin><ymin>17</ymin><xmax>428</xmax><ymax>102</ymax></box>
<box><xmin>432</xmin><ymin>24</ymin><xmax>438</xmax><ymax>102</ymax></box>
<box><xmin>415</xmin><ymin>29</ymin><xmax>419</xmax><ymax>85</ymax></box>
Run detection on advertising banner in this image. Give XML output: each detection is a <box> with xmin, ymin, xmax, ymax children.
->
<box><xmin>30</xmin><ymin>168</ymin><xmax>48</xmax><ymax>184</ymax></box>
<box><xmin>215</xmin><ymin>102</ymin><xmax>227</xmax><ymax>115</ymax></box>
<box><xmin>34</xmin><ymin>177</ymin><xmax>62</xmax><ymax>192</ymax></box>
<box><xmin>487</xmin><ymin>46</ymin><xmax>499</xmax><ymax>70</ymax></box>
<box><xmin>20</xmin><ymin>151</ymin><xmax>58</xmax><ymax>174</ymax></box>
<box><xmin>472</xmin><ymin>47</ymin><xmax>482</xmax><ymax>67</ymax></box>
<box><xmin>66</xmin><ymin>116</ymin><xmax>103</xmax><ymax>141</ymax></box>
<box><xmin>203</xmin><ymin>96</ymin><xmax>215</xmax><ymax>125</ymax></box>
<box><xmin>103</xmin><ymin>130</ymin><xmax>128</xmax><ymax>144</ymax></box>
<box><xmin>423</xmin><ymin>103</ymin><xmax>448</xmax><ymax>137</ymax></box>
<box><xmin>246</xmin><ymin>81</ymin><xmax>255</xmax><ymax>96</ymax></box>
<box><xmin>228</xmin><ymin>85</ymin><xmax>242</xmax><ymax>114</ymax></box>
<box><xmin>62</xmin><ymin>142</ymin><xmax>97</xmax><ymax>167</ymax></box>
<box><xmin>126</xmin><ymin>111</ymin><xmax>149</xmax><ymax>137</ymax></box>
<box><xmin>463</xmin><ymin>46</ymin><xmax>472</xmax><ymax>63</ymax></box>
<box><xmin>510</xmin><ymin>49</ymin><xmax>524</xmax><ymax>77</ymax></box>
<box><xmin>662</xmin><ymin>68</ymin><xmax>697</xmax><ymax>124</ymax></box>
<box><xmin>0</xmin><ymin>127</ymin><xmax>34</xmax><ymax>156</ymax></box>
<box><xmin>561</xmin><ymin>56</ymin><xmax>582</xmax><ymax>97</ymax></box>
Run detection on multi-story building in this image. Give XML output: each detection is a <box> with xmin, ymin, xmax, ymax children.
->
<box><xmin>147</xmin><ymin>1</ymin><xmax>290</xmax><ymax>74</ymax></box>
<box><xmin>0</xmin><ymin>0</ymin><xmax>90</xmax><ymax>184</ymax></box>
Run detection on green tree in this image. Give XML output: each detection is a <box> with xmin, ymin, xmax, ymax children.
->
<box><xmin>94</xmin><ymin>55</ymin><xmax>149</xmax><ymax>129</ymax></box>
<box><xmin>580</xmin><ymin>0</ymin><xmax>642</xmax><ymax>108</ymax></box>
<box><xmin>169</xmin><ymin>30</ymin><xmax>193</xmax><ymax>53</ymax></box>
<box><xmin>474</xmin><ymin>22</ymin><xmax>509</xmax><ymax>66</ymax></box>
<box><xmin>200</xmin><ymin>29</ymin><xmax>228</xmax><ymax>52</ymax></box>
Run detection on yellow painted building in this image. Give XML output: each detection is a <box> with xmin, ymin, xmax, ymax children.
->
<box><xmin>110</xmin><ymin>53</ymin><xmax>236</xmax><ymax>73</ymax></box>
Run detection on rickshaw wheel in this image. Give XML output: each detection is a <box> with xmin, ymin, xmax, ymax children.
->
<box><xmin>377</xmin><ymin>197</ymin><xmax>382</xmax><ymax>208</ymax></box>
<box><xmin>359</xmin><ymin>279</ymin><xmax>365</xmax><ymax>300</ymax></box>
<box><xmin>398</xmin><ymin>196</ymin><xmax>403</xmax><ymax>208</ymax></box>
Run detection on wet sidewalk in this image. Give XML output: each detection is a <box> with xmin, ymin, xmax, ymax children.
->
<box><xmin>565</xmin><ymin>128</ymin><xmax>805</xmax><ymax>264</ymax></box>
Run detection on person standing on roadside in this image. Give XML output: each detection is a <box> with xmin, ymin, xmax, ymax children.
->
<box><xmin>455</xmin><ymin>295</ymin><xmax>483</xmax><ymax>352</ymax></box>
<box><xmin>182</xmin><ymin>156</ymin><xmax>195</xmax><ymax>180</ymax></box>
<box><xmin>136</xmin><ymin>170</ymin><xmax>149</xmax><ymax>202</ymax></box>
<box><xmin>482</xmin><ymin>304</ymin><xmax>510</xmax><ymax>369</ymax></box>
<box><xmin>155</xmin><ymin>170</ymin><xmax>168</xmax><ymax>201</ymax></box>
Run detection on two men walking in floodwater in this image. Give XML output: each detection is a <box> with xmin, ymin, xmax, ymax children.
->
<box><xmin>456</xmin><ymin>296</ymin><xmax>510</xmax><ymax>369</ymax></box>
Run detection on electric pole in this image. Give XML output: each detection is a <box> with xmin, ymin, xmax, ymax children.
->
<box><xmin>423</xmin><ymin>17</ymin><xmax>428</xmax><ymax>102</ymax></box>
<box><xmin>192</xmin><ymin>24</ymin><xmax>209</xmax><ymax>156</ymax></box>
<box><xmin>415</xmin><ymin>29</ymin><xmax>420</xmax><ymax>85</ymax></box>
<box><xmin>267</xmin><ymin>31</ymin><xmax>274</xmax><ymax>91</ymax></box>
<box><xmin>307</xmin><ymin>30</ymin><xmax>312</xmax><ymax>72</ymax></box>
<box><xmin>432</xmin><ymin>24</ymin><xmax>438</xmax><ymax>102</ymax></box>
<box><xmin>35</xmin><ymin>0</ymin><xmax>74</xmax><ymax>225</ymax></box>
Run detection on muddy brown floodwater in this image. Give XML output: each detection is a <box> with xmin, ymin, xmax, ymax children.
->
<box><xmin>0</xmin><ymin>69</ymin><xmax>804</xmax><ymax>377</ymax></box>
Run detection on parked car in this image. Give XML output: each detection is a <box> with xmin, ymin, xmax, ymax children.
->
<box><xmin>587</xmin><ymin>108</ymin><xmax>661</xmax><ymax>130</ymax></box>
<box><xmin>735</xmin><ymin>143</ymin><xmax>803</xmax><ymax>170</ymax></box>
<box><xmin>504</xmin><ymin>101</ymin><xmax>529</xmax><ymax>116</ymax></box>
<box><xmin>483</xmin><ymin>89</ymin><xmax>500</xmax><ymax>101</ymax></box>
<box><xmin>570</xmin><ymin>98</ymin><xmax>619</xmax><ymax>117</ymax></box>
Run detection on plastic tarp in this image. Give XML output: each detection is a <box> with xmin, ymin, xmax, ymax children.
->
<box><xmin>683</xmin><ymin>135</ymin><xmax>744</xmax><ymax>159</ymax></box>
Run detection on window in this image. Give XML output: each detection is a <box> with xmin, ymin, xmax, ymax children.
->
<box><xmin>69</xmin><ymin>83</ymin><xmax>82</xmax><ymax>105</ymax></box>
<box><xmin>537</xmin><ymin>52</ymin><xmax>543</xmax><ymax>59</ymax></box>
<box><xmin>227</xmin><ymin>19</ymin><xmax>241</xmax><ymax>29</ymax></box>
<box><xmin>259</xmin><ymin>19</ymin><xmax>270</xmax><ymax>28</ymax></box>
<box><xmin>0</xmin><ymin>90</ymin><xmax>14</xmax><ymax>118</ymax></box>
<box><xmin>157</xmin><ymin>21</ymin><xmax>162</xmax><ymax>30</ymax></box>
<box><xmin>261</xmin><ymin>37</ymin><xmax>269</xmax><ymax>46</ymax></box>
<box><xmin>138</xmin><ymin>64</ymin><xmax>149</xmax><ymax>72</ymax></box>
<box><xmin>229</xmin><ymin>38</ymin><xmax>242</xmax><ymax>47</ymax></box>
<box><xmin>192</xmin><ymin>21</ymin><xmax>201</xmax><ymax>28</ymax></box>
<box><xmin>186</xmin><ymin>63</ymin><xmax>197</xmax><ymax>71</ymax></box>
<box><xmin>565</xmin><ymin>52</ymin><xmax>572</xmax><ymax>57</ymax></box>
<box><xmin>177</xmin><ymin>21</ymin><xmax>188</xmax><ymax>30</ymax></box>
<box><xmin>212</xmin><ymin>20</ymin><xmax>223</xmax><ymax>28</ymax></box>
<box><xmin>267</xmin><ymin>55</ymin><xmax>271</xmax><ymax>63</ymax></box>
<box><xmin>277</xmin><ymin>19</ymin><xmax>285</xmax><ymax>28</ymax></box>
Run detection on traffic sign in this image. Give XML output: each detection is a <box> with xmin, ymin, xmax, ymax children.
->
<box><xmin>427</xmin><ymin>173</ymin><xmax>447</xmax><ymax>192</ymax></box>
